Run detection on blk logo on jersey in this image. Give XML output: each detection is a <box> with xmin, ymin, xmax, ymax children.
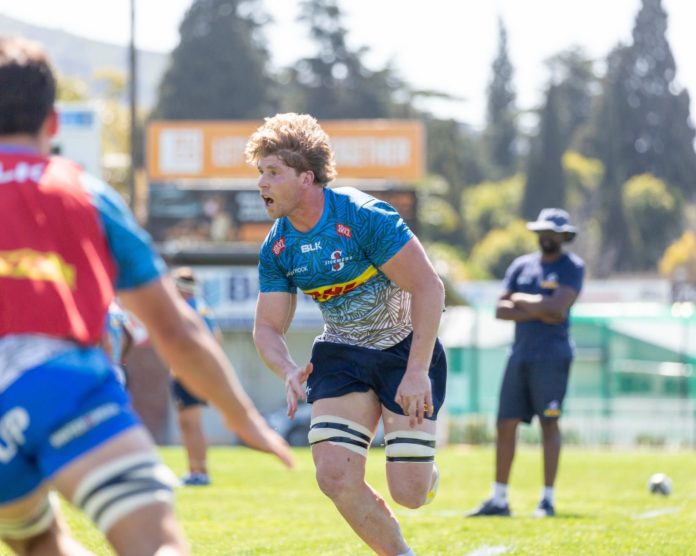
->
<box><xmin>301</xmin><ymin>241</ymin><xmax>322</xmax><ymax>253</ymax></box>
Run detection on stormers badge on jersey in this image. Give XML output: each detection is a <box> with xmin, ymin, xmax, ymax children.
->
<box><xmin>540</xmin><ymin>272</ymin><xmax>559</xmax><ymax>289</ymax></box>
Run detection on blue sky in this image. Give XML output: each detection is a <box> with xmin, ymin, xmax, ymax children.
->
<box><xmin>1</xmin><ymin>0</ymin><xmax>694</xmax><ymax>127</ymax></box>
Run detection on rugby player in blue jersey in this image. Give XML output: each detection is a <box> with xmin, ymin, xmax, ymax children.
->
<box><xmin>0</xmin><ymin>37</ymin><xmax>293</xmax><ymax>556</ymax></box>
<box><xmin>246</xmin><ymin>113</ymin><xmax>447</xmax><ymax>556</ymax></box>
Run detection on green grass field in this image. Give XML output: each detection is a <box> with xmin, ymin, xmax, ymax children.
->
<box><xmin>25</xmin><ymin>446</ymin><xmax>696</xmax><ymax>555</ymax></box>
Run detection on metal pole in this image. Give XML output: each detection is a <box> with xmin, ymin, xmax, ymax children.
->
<box><xmin>128</xmin><ymin>0</ymin><xmax>137</xmax><ymax>210</ymax></box>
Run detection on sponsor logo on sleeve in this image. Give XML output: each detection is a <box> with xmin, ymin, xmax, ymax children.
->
<box><xmin>272</xmin><ymin>237</ymin><xmax>286</xmax><ymax>256</ymax></box>
<box><xmin>336</xmin><ymin>224</ymin><xmax>352</xmax><ymax>239</ymax></box>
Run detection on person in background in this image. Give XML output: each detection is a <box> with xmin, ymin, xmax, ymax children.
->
<box><xmin>101</xmin><ymin>300</ymin><xmax>135</xmax><ymax>387</ymax></box>
<box><xmin>0</xmin><ymin>36</ymin><xmax>293</xmax><ymax>556</ymax></box>
<box><xmin>467</xmin><ymin>208</ymin><xmax>584</xmax><ymax>518</ymax></box>
<box><xmin>247</xmin><ymin>113</ymin><xmax>447</xmax><ymax>556</ymax></box>
<box><xmin>170</xmin><ymin>267</ymin><xmax>221</xmax><ymax>486</ymax></box>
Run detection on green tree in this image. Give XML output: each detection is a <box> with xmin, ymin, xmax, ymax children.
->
<box><xmin>57</xmin><ymin>74</ymin><xmax>89</xmax><ymax>101</ymax></box>
<box><xmin>521</xmin><ymin>85</ymin><xmax>567</xmax><ymax>219</ymax></box>
<box><xmin>483</xmin><ymin>18</ymin><xmax>517</xmax><ymax>178</ymax></box>
<box><xmin>424</xmin><ymin>118</ymin><xmax>486</xmax><ymax>246</ymax></box>
<box><xmin>582</xmin><ymin>0</ymin><xmax>696</xmax><ymax>273</ymax></box>
<box><xmin>283</xmin><ymin>0</ymin><xmax>407</xmax><ymax>118</ymax></box>
<box><xmin>619</xmin><ymin>0</ymin><xmax>696</xmax><ymax>194</ymax></box>
<box><xmin>154</xmin><ymin>0</ymin><xmax>275</xmax><ymax>119</ymax></box>
<box><xmin>659</xmin><ymin>231</ymin><xmax>696</xmax><ymax>282</ymax></box>
<box><xmin>470</xmin><ymin>220</ymin><xmax>537</xmax><ymax>279</ymax></box>
<box><xmin>461</xmin><ymin>175</ymin><xmax>524</xmax><ymax>246</ymax></box>
<box><xmin>545</xmin><ymin>48</ymin><xmax>598</xmax><ymax>150</ymax></box>
<box><xmin>585</xmin><ymin>45</ymin><xmax>635</xmax><ymax>274</ymax></box>
<box><xmin>623</xmin><ymin>173</ymin><xmax>680</xmax><ymax>270</ymax></box>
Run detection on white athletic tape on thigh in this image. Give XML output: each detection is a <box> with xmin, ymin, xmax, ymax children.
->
<box><xmin>385</xmin><ymin>431</ymin><xmax>437</xmax><ymax>463</ymax></box>
<box><xmin>0</xmin><ymin>492</ymin><xmax>58</xmax><ymax>540</ymax></box>
<box><xmin>72</xmin><ymin>453</ymin><xmax>177</xmax><ymax>533</ymax></box>
<box><xmin>308</xmin><ymin>416</ymin><xmax>372</xmax><ymax>457</ymax></box>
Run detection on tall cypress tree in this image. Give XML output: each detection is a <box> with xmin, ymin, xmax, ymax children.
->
<box><xmin>522</xmin><ymin>85</ymin><xmax>567</xmax><ymax>219</ymax></box>
<box><xmin>545</xmin><ymin>48</ymin><xmax>597</xmax><ymax>149</ymax></box>
<box><xmin>283</xmin><ymin>0</ymin><xmax>405</xmax><ymax>119</ymax></box>
<box><xmin>584</xmin><ymin>0</ymin><xmax>696</xmax><ymax>273</ymax></box>
<box><xmin>153</xmin><ymin>0</ymin><xmax>275</xmax><ymax>119</ymax></box>
<box><xmin>484</xmin><ymin>18</ymin><xmax>517</xmax><ymax>178</ymax></box>
<box><xmin>620</xmin><ymin>0</ymin><xmax>696</xmax><ymax>194</ymax></box>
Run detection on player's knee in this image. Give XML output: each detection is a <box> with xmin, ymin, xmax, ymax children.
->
<box><xmin>390</xmin><ymin>482</ymin><xmax>430</xmax><ymax>509</ymax></box>
<box><xmin>314</xmin><ymin>461</ymin><xmax>354</xmax><ymax>500</ymax></box>
<box><xmin>385</xmin><ymin>430</ymin><xmax>438</xmax><ymax>508</ymax></box>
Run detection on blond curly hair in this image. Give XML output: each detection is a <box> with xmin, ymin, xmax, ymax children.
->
<box><xmin>245</xmin><ymin>113</ymin><xmax>337</xmax><ymax>186</ymax></box>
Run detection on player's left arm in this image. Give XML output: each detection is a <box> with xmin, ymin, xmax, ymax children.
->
<box><xmin>380</xmin><ymin>237</ymin><xmax>445</xmax><ymax>426</ymax></box>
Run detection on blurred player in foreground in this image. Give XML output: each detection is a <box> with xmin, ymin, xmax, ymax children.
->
<box><xmin>247</xmin><ymin>113</ymin><xmax>447</xmax><ymax>556</ymax></box>
<box><xmin>170</xmin><ymin>267</ymin><xmax>221</xmax><ymax>486</ymax></box>
<box><xmin>0</xmin><ymin>36</ymin><xmax>292</xmax><ymax>556</ymax></box>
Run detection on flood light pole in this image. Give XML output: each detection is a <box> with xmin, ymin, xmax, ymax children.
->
<box><xmin>128</xmin><ymin>0</ymin><xmax>137</xmax><ymax>210</ymax></box>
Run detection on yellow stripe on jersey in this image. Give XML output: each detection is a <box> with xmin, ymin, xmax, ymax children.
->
<box><xmin>303</xmin><ymin>265</ymin><xmax>378</xmax><ymax>302</ymax></box>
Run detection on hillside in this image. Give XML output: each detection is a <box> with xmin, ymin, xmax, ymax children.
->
<box><xmin>0</xmin><ymin>14</ymin><xmax>168</xmax><ymax>108</ymax></box>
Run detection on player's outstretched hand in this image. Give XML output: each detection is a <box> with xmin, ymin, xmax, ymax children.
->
<box><xmin>224</xmin><ymin>411</ymin><xmax>295</xmax><ymax>469</ymax></box>
<box><xmin>395</xmin><ymin>370</ymin><xmax>433</xmax><ymax>428</ymax></box>
<box><xmin>285</xmin><ymin>362</ymin><xmax>313</xmax><ymax>419</ymax></box>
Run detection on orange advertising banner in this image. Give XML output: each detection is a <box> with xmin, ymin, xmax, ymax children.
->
<box><xmin>147</xmin><ymin>120</ymin><xmax>425</xmax><ymax>181</ymax></box>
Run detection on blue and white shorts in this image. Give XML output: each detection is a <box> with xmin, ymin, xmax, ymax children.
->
<box><xmin>0</xmin><ymin>348</ymin><xmax>140</xmax><ymax>503</ymax></box>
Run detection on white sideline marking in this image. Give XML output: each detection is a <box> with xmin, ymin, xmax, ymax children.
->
<box><xmin>633</xmin><ymin>507</ymin><xmax>682</xmax><ymax>520</ymax></box>
<box><xmin>464</xmin><ymin>545</ymin><xmax>510</xmax><ymax>556</ymax></box>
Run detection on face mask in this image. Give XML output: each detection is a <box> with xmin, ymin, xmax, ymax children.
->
<box><xmin>539</xmin><ymin>236</ymin><xmax>561</xmax><ymax>255</ymax></box>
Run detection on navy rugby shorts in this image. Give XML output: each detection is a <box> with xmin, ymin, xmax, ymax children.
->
<box><xmin>171</xmin><ymin>378</ymin><xmax>207</xmax><ymax>410</ymax></box>
<box><xmin>497</xmin><ymin>351</ymin><xmax>572</xmax><ymax>424</ymax></box>
<box><xmin>308</xmin><ymin>333</ymin><xmax>447</xmax><ymax>419</ymax></box>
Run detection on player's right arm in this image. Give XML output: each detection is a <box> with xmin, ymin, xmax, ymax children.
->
<box><xmin>120</xmin><ymin>278</ymin><xmax>294</xmax><ymax>468</ymax></box>
<box><xmin>88</xmin><ymin>175</ymin><xmax>293</xmax><ymax>468</ymax></box>
<box><xmin>253</xmin><ymin>292</ymin><xmax>311</xmax><ymax>418</ymax></box>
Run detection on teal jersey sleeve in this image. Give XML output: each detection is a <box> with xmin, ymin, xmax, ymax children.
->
<box><xmin>355</xmin><ymin>197</ymin><xmax>414</xmax><ymax>268</ymax></box>
<box><xmin>259</xmin><ymin>225</ymin><xmax>297</xmax><ymax>293</ymax></box>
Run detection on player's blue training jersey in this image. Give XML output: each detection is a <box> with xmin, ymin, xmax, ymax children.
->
<box><xmin>0</xmin><ymin>146</ymin><xmax>165</xmax><ymax>392</ymax></box>
<box><xmin>259</xmin><ymin>187</ymin><xmax>414</xmax><ymax>349</ymax></box>
<box><xmin>503</xmin><ymin>251</ymin><xmax>585</xmax><ymax>356</ymax></box>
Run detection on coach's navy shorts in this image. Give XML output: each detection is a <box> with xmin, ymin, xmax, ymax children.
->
<box><xmin>307</xmin><ymin>333</ymin><xmax>447</xmax><ymax>419</ymax></box>
<box><xmin>497</xmin><ymin>351</ymin><xmax>572</xmax><ymax>424</ymax></box>
<box><xmin>0</xmin><ymin>348</ymin><xmax>140</xmax><ymax>503</ymax></box>
<box><xmin>171</xmin><ymin>379</ymin><xmax>207</xmax><ymax>410</ymax></box>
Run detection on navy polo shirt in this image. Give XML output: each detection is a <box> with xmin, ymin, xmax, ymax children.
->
<box><xmin>503</xmin><ymin>251</ymin><xmax>584</xmax><ymax>357</ymax></box>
